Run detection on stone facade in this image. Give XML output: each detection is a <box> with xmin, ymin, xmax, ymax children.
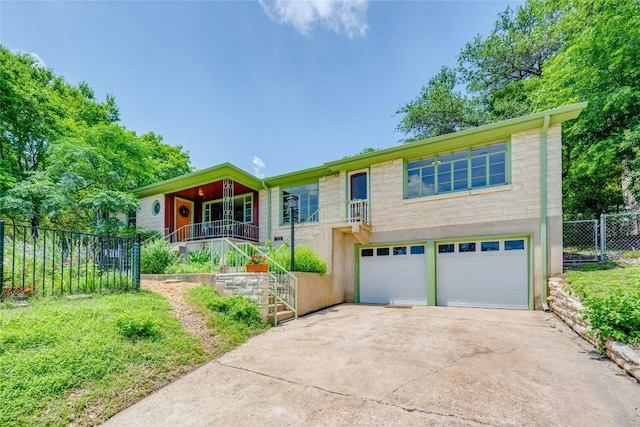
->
<box><xmin>215</xmin><ymin>273</ymin><xmax>270</xmax><ymax>320</ymax></box>
<box><xmin>548</xmin><ymin>277</ymin><xmax>640</xmax><ymax>382</ymax></box>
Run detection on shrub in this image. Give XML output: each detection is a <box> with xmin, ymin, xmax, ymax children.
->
<box><xmin>206</xmin><ymin>295</ymin><xmax>263</xmax><ymax>328</ymax></box>
<box><xmin>268</xmin><ymin>245</ymin><xmax>327</xmax><ymax>274</ymax></box>
<box><xmin>115</xmin><ymin>314</ymin><xmax>162</xmax><ymax>341</ymax></box>
<box><xmin>166</xmin><ymin>262</ymin><xmax>211</xmax><ymax>274</ymax></box>
<box><xmin>140</xmin><ymin>239</ymin><xmax>180</xmax><ymax>274</ymax></box>
<box><xmin>583</xmin><ymin>291</ymin><xmax>640</xmax><ymax>346</ymax></box>
<box><xmin>188</xmin><ymin>247</ymin><xmax>211</xmax><ymax>264</ymax></box>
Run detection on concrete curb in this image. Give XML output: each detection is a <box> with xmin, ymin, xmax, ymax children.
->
<box><xmin>548</xmin><ymin>277</ymin><xmax>640</xmax><ymax>382</ymax></box>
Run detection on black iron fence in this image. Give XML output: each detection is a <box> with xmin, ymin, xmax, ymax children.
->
<box><xmin>1</xmin><ymin>220</ymin><xmax>140</xmax><ymax>299</ymax></box>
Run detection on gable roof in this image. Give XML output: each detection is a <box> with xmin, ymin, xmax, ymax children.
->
<box><xmin>133</xmin><ymin>102</ymin><xmax>587</xmax><ymax>195</ymax></box>
<box><xmin>132</xmin><ymin>162</ymin><xmax>263</xmax><ymax>198</ymax></box>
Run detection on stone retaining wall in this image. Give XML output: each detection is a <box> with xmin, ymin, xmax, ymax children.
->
<box><xmin>548</xmin><ymin>277</ymin><xmax>640</xmax><ymax>382</ymax></box>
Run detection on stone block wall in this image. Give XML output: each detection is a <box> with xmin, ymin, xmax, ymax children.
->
<box><xmin>548</xmin><ymin>277</ymin><xmax>640</xmax><ymax>382</ymax></box>
<box><xmin>215</xmin><ymin>273</ymin><xmax>270</xmax><ymax>320</ymax></box>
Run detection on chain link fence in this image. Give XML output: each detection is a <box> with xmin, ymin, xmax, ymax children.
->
<box><xmin>563</xmin><ymin>211</ymin><xmax>640</xmax><ymax>262</ymax></box>
<box><xmin>601</xmin><ymin>212</ymin><xmax>640</xmax><ymax>259</ymax></box>
<box><xmin>563</xmin><ymin>219</ymin><xmax>600</xmax><ymax>262</ymax></box>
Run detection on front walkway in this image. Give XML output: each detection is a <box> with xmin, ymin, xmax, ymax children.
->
<box><xmin>104</xmin><ymin>304</ymin><xmax>640</xmax><ymax>426</ymax></box>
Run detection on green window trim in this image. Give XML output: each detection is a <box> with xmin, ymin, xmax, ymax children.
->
<box><xmin>405</xmin><ymin>142</ymin><xmax>509</xmax><ymax>199</ymax></box>
<box><xmin>281</xmin><ymin>182</ymin><xmax>319</xmax><ymax>225</ymax></box>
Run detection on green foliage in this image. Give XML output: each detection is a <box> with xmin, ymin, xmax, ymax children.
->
<box><xmin>267</xmin><ymin>244</ymin><xmax>327</xmax><ymax>274</ymax></box>
<box><xmin>0</xmin><ymin>45</ymin><xmax>192</xmax><ymax>232</ymax></box>
<box><xmin>397</xmin><ymin>0</ymin><xmax>640</xmax><ymax>216</ymax></box>
<box><xmin>166</xmin><ymin>262</ymin><xmax>211</xmax><ymax>274</ymax></box>
<box><xmin>206</xmin><ymin>295</ymin><xmax>264</xmax><ymax>328</ymax></box>
<box><xmin>115</xmin><ymin>313</ymin><xmax>162</xmax><ymax>341</ymax></box>
<box><xmin>395</xmin><ymin>66</ymin><xmax>487</xmax><ymax>141</ymax></box>
<box><xmin>565</xmin><ymin>262</ymin><xmax>640</xmax><ymax>346</ymax></box>
<box><xmin>188</xmin><ymin>247</ymin><xmax>211</xmax><ymax>264</ymax></box>
<box><xmin>0</xmin><ymin>292</ymin><xmax>208</xmax><ymax>426</ymax></box>
<box><xmin>140</xmin><ymin>239</ymin><xmax>180</xmax><ymax>274</ymax></box>
<box><xmin>185</xmin><ymin>286</ymin><xmax>269</xmax><ymax>352</ymax></box>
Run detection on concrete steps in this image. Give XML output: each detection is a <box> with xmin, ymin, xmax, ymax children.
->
<box><xmin>268</xmin><ymin>295</ymin><xmax>295</xmax><ymax>323</ymax></box>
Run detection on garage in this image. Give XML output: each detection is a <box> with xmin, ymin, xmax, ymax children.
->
<box><xmin>436</xmin><ymin>238</ymin><xmax>528</xmax><ymax>309</ymax></box>
<box><xmin>359</xmin><ymin>244</ymin><xmax>427</xmax><ymax>305</ymax></box>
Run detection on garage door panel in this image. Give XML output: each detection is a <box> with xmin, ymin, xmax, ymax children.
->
<box><xmin>359</xmin><ymin>246</ymin><xmax>427</xmax><ymax>305</ymax></box>
<box><xmin>437</xmin><ymin>239</ymin><xmax>528</xmax><ymax>309</ymax></box>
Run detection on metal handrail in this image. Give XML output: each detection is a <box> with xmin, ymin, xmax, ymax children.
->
<box><xmin>165</xmin><ymin>220</ymin><xmax>259</xmax><ymax>243</ymax></box>
<box><xmin>210</xmin><ymin>238</ymin><xmax>298</xmax><ymax>326</ymax></box>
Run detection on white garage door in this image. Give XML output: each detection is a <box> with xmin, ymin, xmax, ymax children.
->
<box><xmin>359</xmin><ymin>244</ymin><xmax>427</xmax><ymax>305</ymax></box>
<box><xmin>437</xmin><ymin>238</ymin><xmax>528</xmax><ymax>309</ymax></box>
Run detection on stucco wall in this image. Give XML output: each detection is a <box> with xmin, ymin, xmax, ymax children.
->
<box><xmin>296</xmin><ymin>272</ymin><xmax>343</xmax><ymax>316</ymax></box>
<box><xmin>138</xmin><ymin>195</ymin><xmax>165</xmax><ymax>234</ymax></box>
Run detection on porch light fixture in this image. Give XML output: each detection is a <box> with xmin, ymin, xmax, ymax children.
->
<box><xmin>198</xmin><ymin>188</ymin><xmax>204</xmax><ymax>197</ymax></box>
<box><xmin>286</xmin><ymin>194</ymin><xmax>298</xmax><ymax>272</ymax></box>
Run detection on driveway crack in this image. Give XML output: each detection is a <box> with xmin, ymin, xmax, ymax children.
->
<box><xmin>216</xmin><ymin>360</ymin><xmax>497</xmax><ymax>426</ymax></box>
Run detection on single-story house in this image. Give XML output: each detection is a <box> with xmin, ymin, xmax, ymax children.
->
<box><xmin>133</xmin><ymin>102</ymin><xmax>587</xmax><ymax>310</ymax></box>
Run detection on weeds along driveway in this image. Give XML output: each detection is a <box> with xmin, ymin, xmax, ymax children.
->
<box><xmin>104</xmin><ymin>304</ymin><xmax>640</xmax><ymax>427</ymax></box>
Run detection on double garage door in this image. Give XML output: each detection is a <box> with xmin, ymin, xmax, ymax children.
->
<box><xmin>359</xmin><ymin>238</ymin><xmax>528</xmax><ymax>309</ymax></box>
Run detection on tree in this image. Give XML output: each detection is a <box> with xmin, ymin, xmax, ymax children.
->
<box><xmin>0</xmin><ymin>45</ymin><xmax>193</xmax><ymax>232</ymax></box>
<box><xmin>531</xmin><ymin>0</ymin><xmax>640</xmax><ymax>215</ymax></box>
<box><xmin>396</xmin><ymin>0</ymin><xmax>640</xmax><ymax>216</ymax></box>
<box><xmin>457</xmin><ymin>0</ymin><xmax>566</xmax><ymax>120</ymax></box>
<box><xmin>395</xmin><ymin>67</ymin><xmax>487</xmax><ymax>142</ymax></box>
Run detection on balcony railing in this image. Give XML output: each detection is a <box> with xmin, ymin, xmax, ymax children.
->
<box><xmin>166</xmin><ymin>220</ymin><xmax>259</xmax><ymax>244</ymax></box>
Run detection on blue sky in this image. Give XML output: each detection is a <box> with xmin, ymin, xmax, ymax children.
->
<box><xmin>1</xmin><ymin>0</ymin><xmax>522</xmax><ymax>178</ymax></box>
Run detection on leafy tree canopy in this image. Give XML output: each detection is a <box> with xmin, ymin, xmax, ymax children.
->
<box><xmin>395</xmin><ymin>0</ymin><xmax>640</xmax><ymax>216</ymax></box>
<box><xmin>0</xmin><ymin>45</ymin><xmax>193</xmax><ymax>233</ymax></box>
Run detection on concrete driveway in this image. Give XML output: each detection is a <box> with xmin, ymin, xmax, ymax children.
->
<box><xmin>104</xmin><ymin>304</ymin><xmax>640</xmax><ymax>426</ymax></box>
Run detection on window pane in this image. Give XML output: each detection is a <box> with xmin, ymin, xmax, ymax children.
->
<box><xmin>282</xmin><ymin>183</ymin><xmax>319</xmax><ymax>224</ymax></box>
<box><xmin>393</xmin><ymin>246</ymin><xmax>407</xmax><ymax>255</ymax></box>
<box><xmin>452</xmin><ymin>150</ymin><xmax>468</xmax><ymax>160</ymax></box>
<box><xmin>490</xmin><ymin>152</ymin><xmax>505</xmax><ymax>164</ymax></box>
<box><xmin>505</xmin><ymin>240</ymin><xmax>525</xmax><ymax>250</ymax></box>
<box><xmin>377</xmin><ymin>247</ymin><xmax>390</xmax><ymax>256</ymax></box>
<box><xmin>438</xmin><ymin>244</ymin><xmax>454</xmax><ymax>253</ymax></box>
<box><xmin>489</xmin><ymin>173</ymin><xmax>506</xmax><ymax>185</ymax></box>
<box><xmin>471</xmin><ymin>156</ymin><xmax>486</xmax><ymax>168</ymax></box>
<box><xmin>361</xmin><ymin>248</ymin><xmax>374</xmax><ymax>257</ymax></box>
<box><xmin>439</xmin><ymin>153</ymin><xmax>453</xmax><ymax>162</ymax></box>
<box><xmin>410</xmin><ymin>245</ymin><xmax>425</xmax><ymax>255</ymax></box>
<box><xmin>487</xmin><ymin>143</ymin><xmax>506</xmax><ymax>153</ymax></box>
<box><xmin>481</xmin><ymin>241</ymin><xmax>500</xmax><ymax>251</ymax></box>
<box><xmin>459</xmin><ymin>242</ymin><xmax>476</xmax><ymax>252</ymax></box>
<box><xmin>407</xmin><ymin>169</ymin><xmax>420</xmax><ymax>198</ymax></box>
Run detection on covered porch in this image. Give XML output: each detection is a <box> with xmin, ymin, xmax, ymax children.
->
<box><xmin>164</xmin><ymin>178</ymin><xmax>259</xmax><ymax>243</ymax></box>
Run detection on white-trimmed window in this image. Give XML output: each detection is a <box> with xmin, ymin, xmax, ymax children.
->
<box><xmin>406</xmin><ymin>142</ymin><xmax>507</xmax><ymax>198</ymax></box>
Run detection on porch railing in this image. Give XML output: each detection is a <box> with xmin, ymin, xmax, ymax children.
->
<box><xmin>166</xmin><ymin>220</ymin><xmax>259</xmax><ymax>244</ymax></box>
<box><xmin>282</xmin><ymin>200</ymin><xmax>370</xmax><ymax>246</ymax></box>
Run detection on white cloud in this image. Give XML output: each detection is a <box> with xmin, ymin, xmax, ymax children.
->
<box><xmin>259</xmin><ymin>0</ymin><xmax>369</xmax><ymax>38</ymax></box>
<box><xmin>252</xmin><ymin>156</ymin><xmax>267</xmax><ymax>178</ymax></box>
<box><xmin>13</xmin><ymin>50</ymin><xmax>47</xmax><ymax>68</ymax></box>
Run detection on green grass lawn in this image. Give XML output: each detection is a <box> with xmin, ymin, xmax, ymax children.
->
<box><xmin>0</xmin><ymin>292</ymin><xmax>210</xmax><ymax>427</ymax></box>
<box><xmin>185</xmin><ymin>286</ymin><xmax>270</xmax><ymax>352</ymax></box>
<box><xmin>564</xmin><ymin>260</ymin><xmax>640</xmax><ymax>346</ymax></box>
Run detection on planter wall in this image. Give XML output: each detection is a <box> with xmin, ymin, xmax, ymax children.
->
<box><xmin>548</xmin><ymin>277</ymin><xmax>640</xmax><ymax>382</ymax></box>
<box><xmin>295</xmin><ymin>272</ymin><xmax>342</xmax><ymax>316</ymax></box>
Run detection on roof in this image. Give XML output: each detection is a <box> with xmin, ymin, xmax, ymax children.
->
<box><xmin>132</xmin><ymin>162</ymin><xmax>263</xmax><ymax>198</ymax></box>
<box><xmin>133</xmin><ymin>102</ymin><xmax>587</xmax><ymax>196</ymax></box>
